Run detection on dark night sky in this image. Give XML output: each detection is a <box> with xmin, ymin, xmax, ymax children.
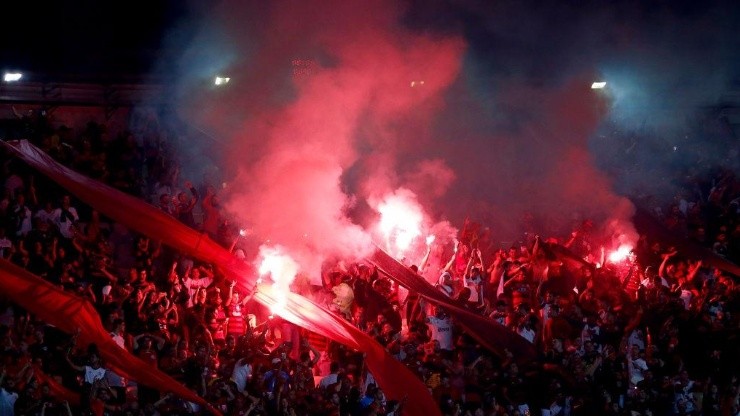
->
<box><xmin>0</xmin><ymin>0</ymin><xmax>197</xmax><ymax>80</ymax></box>
<box><xmin>2</xmin><ymin>0</ymin><xmax>739</xmax><ymax>86</ymax></box>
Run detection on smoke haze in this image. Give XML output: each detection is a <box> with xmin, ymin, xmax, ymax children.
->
<box><xmin>157</xmin><ymin>0</ymin><xmax>740</xmax><ymax>275</ymax></box>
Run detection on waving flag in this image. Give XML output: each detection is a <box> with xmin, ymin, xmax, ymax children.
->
<box><xmin>3</xmin><ymin>140</ymin><xmax>440</xmax><ymax>416</ymax></box>
<box><xmin>369</xmin><ymin>247</ymin><xmax>537</xmax><ymax>363</ymax></box>
<box><xmin>0</xmin><ymin>260</ymin><xmax>221</xmax><ymax>415</ymax></box>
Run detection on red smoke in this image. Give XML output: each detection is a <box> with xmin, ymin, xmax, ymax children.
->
<box><xmin>178</xmin><ymin>0</ymin><xmax>638</xmax><ymax>278</ymax></box>
<box><xmin>183</xmin><ymin>0</ymin><xmax>465</xmax><ymax>280</ymax></box>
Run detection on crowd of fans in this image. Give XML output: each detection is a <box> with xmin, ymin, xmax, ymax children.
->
<box><xmin>0</xmin><ymin>111</ymin><xmax>737</xmax><ymax>416</ymax></box>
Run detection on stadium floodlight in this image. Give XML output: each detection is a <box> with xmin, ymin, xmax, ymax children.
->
<box><xmin>591</xmin><ymin>81</ymin><xmax>607</xmax><ymax>89</ymax></box>
<box><xmin>3</xmin><ymin>72</ymin><xmax>22</xmax><ymax>82</ymax></box>
<box><xmin>214</xmin><ymin>76</ymin><xmax>230</xmax><ymax>86</ymax></box>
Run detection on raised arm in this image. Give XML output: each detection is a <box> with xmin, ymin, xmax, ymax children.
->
<box><xmin>47</xmin><ymin>237</ymin><xmax>58</xmax><ymax>264</ymax></box>
<box><xmin>531</xmin><ymin>235</ymin><xmax>541</xmax><ymax>259</ymax></box>
<box><xmin>65</xmin><ymin>351</ymin><xmax>85</xmax><ymax>372</ymax></box>
<box><xmin>199</xmin><ymin>265</ymin><xmax>215</xmax><ymax>283</ymax></box>
<box><xmin>166</xmin><ymin>305</ymin><xmax>179</xmax><ymax>327</ymax></box>
<box><xmin>301</xmin><ymin>338</ymin><xmax>321</xmax><ymax>367</ymax></box>
<box><xmin>418</xmin><ymin>244</ymin><xmax>432</xmax><ymax>274</ymax></box>
<box><xmin>658</xmin><ymin>250</ymin><xmax>677</xmax><ymax>280</ymax></box>
<box><xmin>686</xmin><ymin>259</ymin><xmax>703</xmax><ymax>283</ymax></box>
<box><xmin>168</xmin><ymin>261</ymin><xmax>178</xmax><ymax>284</ymax></box>
<box><xmin>27</xmin><ymin>175</ymin><xmax>38</xmax><ymax>206</ymax></box>
<box><xmin>564</xmin><ymin>230</ymin><xmax>578</xmax><ymax>249</ymax></box>
<box><xmin>98</xmin><ymin>266</ymin><xmax>119</xmax><ymax>283</ymax></box>
<box><xmin>464</xmin><ymin>249</ymin><xmax>475</xmax><ymax>278</ymax></box>
<box><xmin>225</xmin><ymin>280</ymin><xmax>236</xmax><ymax>307</ymax></box>
<box><xmin>476</xmin><ymin>249</ymin><xmax>485</xmax><ymax>276</ymax></box>
<box><xmin>184</xmin><ymin>180</ymin><xmax>199</xmax><ymax>210</ymax></box>
<box><xmin>442</xmin><ymin>240</ymin><xmax>459</xmax><ymax>274</ymax></box>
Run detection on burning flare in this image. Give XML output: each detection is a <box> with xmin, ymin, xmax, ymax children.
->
<box><xmin>257</xmin><ymin>245</ymin><xmax>299</xmax><ymax>314</ymax></box>
<box><xmin>607</xmin><ymin>244</ymin><xmax>633</xmax><ymax>263</ymax></box>
<box><xmin>376</xmin><ymin>188</ymin><xmax>424</xmax><ymax>257</ymax></box>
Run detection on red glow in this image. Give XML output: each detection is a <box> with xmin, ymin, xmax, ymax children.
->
<box><xmin>608</xmin><ymin>244</ymin><xmax>633</xmax><ymax>263</ymax></box>
<box><xmin>376</xmin><ymin>188</ymin><xmax>424</xmax><ymax>257</ymax></box>
<box><xmin>257</xmin><ymin>245</ymin><xmax>299</xmax><ymax>314</ymax></box>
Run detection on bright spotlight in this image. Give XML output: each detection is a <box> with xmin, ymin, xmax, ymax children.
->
<box><xmin>3</xmin><ymin>73</ymin><xmax>22</xmax><ymax>82</ymax></box>
<box><xmin>214</xmin><ymin>76</ymin><xmax>230</xmax><ymax>86</ymax></box>
<box><xmin>591</xmin><ymin>81</ymin><xmax>607</xmax><ymax>89</ymax></box>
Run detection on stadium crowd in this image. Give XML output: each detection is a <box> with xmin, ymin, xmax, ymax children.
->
<box><xmin>0</xmin><ymin>111</ymin><xmax>737</xmax><ymax>416</ymax></box>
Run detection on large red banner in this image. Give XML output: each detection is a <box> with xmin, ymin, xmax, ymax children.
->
<box><xmin>4</xmin><ymin>140</ymin><xmax>441</xmax><ymax>416</ymax></box>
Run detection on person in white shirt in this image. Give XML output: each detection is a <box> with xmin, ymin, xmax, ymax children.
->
<box><xmin>318</xmin><ymin>362</ymin><xmax>341</xmax><ymax>389</ymax></box>
<box><xmin>0</xmin><ymin>370</ymin><xmax>19</xmax><ymax>416</ymax></box>
<box><xmin>581</xmin><ymin>315</ymin><xmax>600</xmax><ymax>345</ymax></box>
<box><xmin>464</xmin><ymin>249</ymin><xmax>485</xmax><ymax>303</ymax></box>
<box><xmin>182</xmin><ymin>265</ymin><xmax>214</xmax><ymax>307</ymax></box>
<box><xmin>427</xmin><ymin>307</ymin><xmax>454</xmax><ymax>351</ymax></box>
<box><xmin>437</xmin><ymin>272</ymin><xmax>454</xmax><ymax>297</ymax></box>
<box><xmin>627</xmin><ymin>329</ymin><xmax>646</xmax><ymax>351</ymax></box>
<box><xmin>437</xmin><ymin>240</ymin><xmax>462</xmax><ymax>298</ymax></box>
<box><xmin>34</xmin><ymin>201</ymin><xmax>56</xmax><ymax>226</ymax></box>
<box><xmin>105</xmin><ymin>320</ymin><xmax>127</xmax><ymax>392</ymax></box>
<box><xmin>627</xmin><ymin>345</ymin><xmax>648</xmax><ymax>386</ymax></box>
<box><xmin>673</xmin><ymin>370</ymin><xmax>697</xmax><ymax>414</ymax></box>
<box><xmin>9</xmin><ymin>193</ymin><xmax>33</xmax><ymax>237</ymax></box>
<box><xmin>641</xmin><ymin>274</ymin><xmax>669</xmax><ymax>289</ymax></box>
<box><xmin>51</xmin><ymin>195</ymin><xmax>79</xmax><ymax>239</ymax></box>
<box><xmin>518</xmin><ymin>316</ymin><xmax>536</xmax><ymax>344</ymax></box>
<box><xmin>66</xmin><ymin>347</ymin><xmax>108</xmax><ymax>413</ymax></box>
<box><xmin>231</xmin><ymin>357</ymin><xmax>253</xmax><ymax>393</ymax></box>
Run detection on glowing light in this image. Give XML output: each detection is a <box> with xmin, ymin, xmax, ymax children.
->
<box><xmin>608</xmin><ymin>244</ymin><xmax>632</xmax><ymax>263</ymax></box>
<box><xmin>426</xmin><ymin>235</ymin><xmax>436</xmax><ymax>246</ymax></box>
<box><xmin>239</xmin><ymin>229</ymin><xmax>248</xmax><ymax>237</ymax></box>
<box><xmin>269</xmin><ymin>291</ymin><xmax>287</xmax><ymax>315</ymax></box>
<box><xmin>591</xmin><ymin>81</ymin><xmax>607</xmax><ymax>89</ymax></box>
<box><xmin>257</xmin><ymin>245</ymin><xmax>298</xmax><ymax>315</ymax></box>
<box><xmin>3</xmin><ymin>73</ymin><xmax>22</xmax><ymax>82</ymax></box>
<box><xmin>214</xmin><ymin>76</ymin><xmax>230</xmax><ymax>86</ymax></box>
<box><xmin>376</xmin><ymin>189</ymin><xmax>424</xmax><ymax>255</ymax></box>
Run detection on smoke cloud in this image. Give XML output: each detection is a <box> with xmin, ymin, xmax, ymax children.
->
<box><xmin>156</xmin><ymin>0</ymin><xmax>739</xmax><ymax>276</ymax></box>
<box><xmin>166</xmin><ymin>0</ymin><xmax>464</xmax><ymax>281</ymax></box>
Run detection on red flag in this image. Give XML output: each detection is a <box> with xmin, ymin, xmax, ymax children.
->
<box><xmin>0</xmin><ymin>260</ymin><xmax>221</xmax><ymax>415</ymax></box>
<box><xmin>4</xmin><ymin>140</ymin><xmax>440</xmax><ymax>416</ymax></box>
<box><xmin>369</xmin><ymin>247</ymin><xmax>537</xmax><ymax>364</ymax></box>
<box><xmin>32</xmin><ymin>364</ymin><xmax>81</xmax><ymax>407</ymax></box>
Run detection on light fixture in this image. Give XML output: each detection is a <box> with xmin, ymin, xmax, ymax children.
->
<box><xmin>591</xmin><ymin>81</ymin><xmax>607</xmax><ymax>89</ymax></box>
<box><xmin>3</xmin><ymin>73</ymin><xmax>22</xmax><ymax>82</ymax></box>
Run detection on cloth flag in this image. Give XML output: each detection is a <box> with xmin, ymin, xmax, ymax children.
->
<box><xmin>3</xmin><ymin>140</ymin><xmax>440</xmax><ymax>416</ymax></box>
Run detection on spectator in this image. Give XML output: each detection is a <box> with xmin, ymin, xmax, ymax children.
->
<box><xmin>51</xmin><ymin>195</ymin><xmax>79</xmax><ymax>240</ymax></box>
